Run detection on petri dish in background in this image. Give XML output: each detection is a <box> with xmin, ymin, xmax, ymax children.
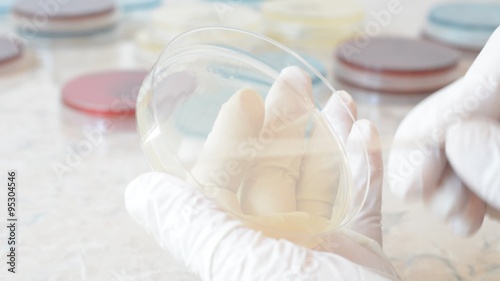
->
<box><xmin>423</xmin><ymin>3</ymin><xmax>500</xmax><ymax>52</ymax></box>
<box><xmin>0</xmin><ymin>34</ymin><xmax>24</xmax><ymax>73</ymax></box>
<box><xmin>133</xmin><ymin>2</ymin><xmax>264</xmax><ymax>65</ymax></box>
<box><xmin>422</xmin><ymin>2</ymin><xmax>500</xmax><ymax>73</ymax></box>
<box><xmin>334</xmin><ymin>37</ymin><xmax>460</xmax><ymax>148</ymax></box>
<box><xmin>11</xmin><ymin>0</ymin><xmax>119</xmax><ymax>39</ymax></box>
<box><xmin>61</xmin><ymin>70</ymin><xmax>148</xmax><ymax>132</ymax></box>
<box><xmin>0</xmin><ymin>34</ymin><xmax>37</xmax><ymax>77</ymax></box>
<box><xmin>335</xmin><ymin>37</ymin><xmax>460</xmax><ymax>94</ymax></box>
<box><xmin>262</xmin><ymin>0</ymin><xmax>365</xmax><ymax>56</ymax></box>
<box><xmin>118</xmin><ymin>0</ymin><xmax>162</xmax><ymax>12</ymax></box>
<box><xmin>136</xmin><ymin>27</ymin><xmax>372</xmax><ymax>247</ymax></box>
<box><xmin>0</xmin><ymin>0</ymin><xmax>13</xmax><ymax>15</ymax></box>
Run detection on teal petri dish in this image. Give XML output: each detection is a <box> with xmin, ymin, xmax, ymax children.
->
<box><xmin>424</xmin><ymin>3</ymin><xmax>500</xmax><ymax>51</ymax></box>
<box><xmin>0</xmin><ymin>0</ymin><xmax>14</xmax><ymax>15</ymax></box>
<box><xmin>118</xmin><ymin>0</ymin><xmax>161</xmax><ymax>12</ymax></box>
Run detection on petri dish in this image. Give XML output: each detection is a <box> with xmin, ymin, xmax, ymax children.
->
<box><xmin>118</xmin><ymin>0</ymin><xmax>161</xmax><ymax>12</ymax></box>
<box><xmin>335</xmin><ymin>37</ymin><xmax>460</xmax><ymax>94</ymax></box>
<box><xmin>262</xmin><ymin>0</ymin><xmax>364</xmax><ymax>54</ymax></box>
<box><xmin>136</xmin><ymin>27</ymin><xmax>372</xmax><ymax>247</ymax></box>
<box><xmin>0</xmin><ymin>0</ymin><xmax>13</xmax><ymax>15</ymax></box>
<box><xmin>134</xmin><ymin>2</ymin><xmax>264</xmax><ymax>64</ymax></box>
<box><xmin>423</xmin><ymin>3</ymin><xmax>500</xmax><ymax>52</ymax></box>
<box><xmin>0</xmin><ymin>34</ymin><xmax>23</xmax><ymax>73</ymax></box>
<box><xmin>62</xmin><ymin>70</ymin><xmax>147</xmax><ymax>131</ymax></box>
<box><xmin>12</xmin><ymin>0</ymin><xmax>119</xmax><ymax>38</ymax></box>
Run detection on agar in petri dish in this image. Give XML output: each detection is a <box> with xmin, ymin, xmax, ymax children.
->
<box><xmin>134</xmin><ymin>2</ymin><xmax>264</xmax><ymax>64</ymax></box>
<box><xmin>118</xmin><ymin>0</ymin><xmax>161</xmax><ymax>12</ymax></box>
<box><xmin>12</xmin><ymin>0</ymin><xmax>119</xmax><ymax>37</ymax></box>
<box><xmin>0</xmin><ymin>0</ymin><xmax>14</xmax><ymax>15</ymax></box>
<box><xmin>335</xmin><ymin>37</ymin><xmax>460</xmax><ymax>94</ymax></box>
<box><xmin>262</xmin><ymin>0</ymin><xmax>364</xmax><ymax>52</ymax></box>
<box><xmin>423</xmin><ymin>3</ymin><xmax>500</xmax><ymax>51</ymax></box>
<box><xmin>62</xmin><ymin>70</ymin><xmax>147</xmax><ymax>117</ymax></box>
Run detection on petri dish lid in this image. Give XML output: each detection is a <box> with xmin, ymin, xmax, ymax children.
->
<box><xmin>424</xmin><ymin>3</ymin><xmax>500</xmax><ymax>51</ymax></box>
<box><xmin>262</xmin><ymin>0</ymin><xmax>365</xmax><ymax>24</ymax></box>
<box><xmin>335</xmin><ymin>37</ymin><xmax>460</xmax><ymax>93</ymax></box>
<box><xmin>62</xmin><ymin>70</ymin><xmax>147</xmax><ymax>117</ymax></box>
<box><xmin>136</xmin><ymin>27</ymin><xmax>372</xmax><ymax>246</ymax></box>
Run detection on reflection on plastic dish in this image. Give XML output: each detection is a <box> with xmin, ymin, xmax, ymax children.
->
<box><xmin>136</xmin><ymin>27</ymin><xmax>372</xmax><ymax>247</ymax></box>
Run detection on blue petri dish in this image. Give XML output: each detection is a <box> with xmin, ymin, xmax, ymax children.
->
<box><xmin>424</xmin><ymin>3</ymin><xmax>500</xmax><ymax>51</ymax></box>
<box><xmin>118</xmin><ymin>0</ymin><xmax>161</xmax><ymax>12</ymax></box>
<box><xmin>0</xmin><ymin>0</ymin><xmax>14</xmax><ymax>15</ymax></box>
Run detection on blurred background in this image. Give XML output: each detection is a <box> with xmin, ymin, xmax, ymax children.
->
<box><xmin>1</xmin><ymin>0</ymin><xmax>500</xmax><ymax>280</ymax></box>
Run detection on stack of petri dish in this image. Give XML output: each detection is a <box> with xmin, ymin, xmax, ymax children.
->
<box><xmin>262</xmin><ymin>0</ymin><xmax>365</xmax><ymax>56</ymax></box>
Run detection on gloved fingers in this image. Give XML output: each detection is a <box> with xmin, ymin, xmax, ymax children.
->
<box><xmin>345</xmin><ymin>119</ymin><xmax>384</xmax><ymax>246</ymax></box>
<box><xmin>388</xmin><ymin>26</ymin><xmax>500</xmax><ymax>202</ymax></box>
<box><xmin>323</xmin><ymin>90</ymin><xmax>358</xmax><ymax>144</ymax></box>
<box><xmin>425</xmin><ymin>165</ymin><xmax>469</xmax><ymax>220</ymax></box>
<box><xmin>295</xmin><ymin>91</ymin><xmax>356</xmax><ymax>218</ymax></box>
<box><xmin>241</xmin><ymin>66</ymin><xmax>313</xmax><ymax>215</ymax></box>
<box><xmin>446</xmin><ymin>118</ymin><xmax>500</xmax><ymax>210</ymax></box>
<box><xmin>462</xmin><ymin>26</ymin><xmax>500</xmax><ymax>120</ymax></box>
<box><xmin>189</xmin><ymin>89</ymin><xmax>265</xmax><ymax>213</ymax></box>
<box><xmin>125</xmin><ymin>172</ymin><xmax>399</xmax><ymax>281</ymax></box>
<box><xmin>296</xmin><ymin>116</ymin><xmax>341</xmax><ymax>218</ymax></box>
<box><xmin>447</xmin><ymin>190</ymin><xmax>485</xmax><ymax>236</ymax></box>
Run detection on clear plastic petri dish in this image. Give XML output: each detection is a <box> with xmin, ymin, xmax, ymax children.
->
<box><xmin>136</xmin><ymin>27</ymin><xmax>371</xmax><ymax>247</ymax></box>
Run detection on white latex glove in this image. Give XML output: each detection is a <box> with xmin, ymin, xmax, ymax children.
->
<box><xmin>388</xmin><ymin>27</ymin><xmax>500</xmax><ymax>236</ymax></box>
<box><xmin>126</xmin><ymin>67</ymin><xmax>400</xmax><ymax>280</ymax></box>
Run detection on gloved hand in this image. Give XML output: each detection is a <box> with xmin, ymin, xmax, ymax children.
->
<box><xmin>388</xmin><ymin>26</ymin><xmax>500</xmax><ymax>236</ymax></box>
<box><xmin>126</xmin><ymin>67</ymin><xmax>400</xmax><ymax>280</ymax></box>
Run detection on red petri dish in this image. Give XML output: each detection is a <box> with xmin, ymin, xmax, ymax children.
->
<box><xmin>12</xmin><ymin>0</ymin><xmax>118</xmax><ymax>37</ymax></box>
<box><xmin>335</xmin><ymin>37</ymin><xmax>460</xmax><ymax>94</ymax></box>
<box><xmin>62</xmin><ymin>70</ymin><xmax>147</xmax><ymax>117</ymax></box>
